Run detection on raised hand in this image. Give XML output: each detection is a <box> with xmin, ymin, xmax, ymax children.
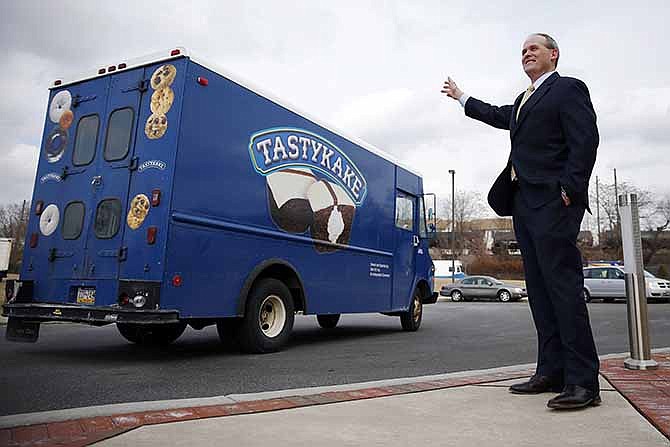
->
<box><xmin>441</xmin><ymin>77</ymin><xmax>463</xmax><ymax>100</ymax></box>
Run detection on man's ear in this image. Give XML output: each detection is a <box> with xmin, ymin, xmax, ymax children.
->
<box><xmin>551</xmin><ymin>49</ymin><xmax>559</xmax><ymax>63</ymax></box>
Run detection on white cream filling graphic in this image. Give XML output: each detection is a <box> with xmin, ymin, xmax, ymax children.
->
<box><xmin>327</xmin><ymin>206</ymin><xmax>345</xmax><ymax>243</ymax></box>
<box><xmin>267</xmin><ymin>168</ymin><xmax>316</xmax><ymax>208</ymax></box>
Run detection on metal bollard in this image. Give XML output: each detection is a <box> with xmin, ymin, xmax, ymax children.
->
<box><xmin>618</xmin><ymin>193</ymin><xmax>658</xmax><ymax>370</ymax></box>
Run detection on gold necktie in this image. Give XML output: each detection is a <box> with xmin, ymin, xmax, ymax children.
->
<box><xmin>516</xmin><ymin>85</ymin><xmax>535</xmax><ymax>120</ymax></box>
<box><xmin>510</xmin><ymin>85</ymin><xmax>536</xmax><ymax>182</ymax></box>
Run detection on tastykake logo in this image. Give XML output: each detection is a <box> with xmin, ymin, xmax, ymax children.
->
<box><xmin>249</xmin><ymin>128</ymin><xmax>367</xmax><ymax>205</ymax></box>
<box><xmin>249</xmin><ymin>128</ymin><xmax>367</xmax><ymax>253</ymax></box>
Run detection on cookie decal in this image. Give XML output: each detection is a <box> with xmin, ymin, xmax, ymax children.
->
<box><xmin>150</xmin><ymin>87</ymin><xmax>174</xmax><ymax>114</ymax></box>
<box><xmin>49</xmin><ymin>90</ymin><xmax>72</xmax><ymax>123</ymax></box>
<box><xmin>127</xmin><ymin>194</ymin><xmax>150</xmax><ymax>230</ymax></box>
<box><xmin>145</xmin><ymin>113</ymin><xmax>168</xmax><ymax>140</ymax></box>
<box><xmin>145</xmin><ymin>64</ymin><xmax>177</xmax><ymax>139</ymax></box>
<box><xmin>150</xmin><ymin>64</ymin><xmax>177</xmax><ymax>90</ymax></box>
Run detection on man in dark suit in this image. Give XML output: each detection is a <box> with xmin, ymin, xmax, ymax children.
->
<box><xmin>442</xmin><ymin>33</ymin><xmax>600</xmax><ymax>410</ymax></box>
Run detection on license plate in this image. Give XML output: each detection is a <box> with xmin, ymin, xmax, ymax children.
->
<box><xmin>76</xmin><ymin>287</ymin><xmax>96</xmax><ymax>304</ymax></box>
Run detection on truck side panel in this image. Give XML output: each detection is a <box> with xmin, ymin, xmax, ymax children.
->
<box><xmin>163</xmin><ymin>62</ymin><xmax>399</xmax><ymax>317</ymax></box>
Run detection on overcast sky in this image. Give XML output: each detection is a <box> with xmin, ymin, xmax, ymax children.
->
<box><xmin>1</xmin><ymin>0</ymin><xmax>669</xmax><ymax>214</ymax></box>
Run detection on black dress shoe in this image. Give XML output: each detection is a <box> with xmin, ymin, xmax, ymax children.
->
<box><xmin>547</xmin><ymin>385</ymin><xmax>601</xmax><ymax>410</ymax></box>
<box><xmin>509</xmin><ymin>375</ymin><xmax>564</xmax><ymax>394</ymax></box>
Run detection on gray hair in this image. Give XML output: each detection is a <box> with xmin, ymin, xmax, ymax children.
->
<box><xmin>533</xmin><ymin>33</ymin><xmax>560</xmax><ymax>68</ymax></box>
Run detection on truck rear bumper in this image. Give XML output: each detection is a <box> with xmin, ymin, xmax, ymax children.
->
<box><xmin>2</xmin><ymin>302</ymin><xmax>180</xmax><ymax>326</ymax></box>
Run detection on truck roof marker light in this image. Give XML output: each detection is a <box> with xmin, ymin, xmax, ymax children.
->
<box><xmin>35</xmin><ymin>200</ymin><xmax>44</xmax><ymax>216</ymax></box>
<box><xmin>171</xmin><ymin>49</ymin><xmax>181</xmax><ymax>56</ymax></box>
<box><xmin>108</xmin><ymin>66</ymin><xmax>116</xmax><ymax>72</ymax></box>
<box><xmin>30</xmin><ymin>233</ymin><xmax>39</xmax><ymax>248</ymax></box>
<box><xmin>172</xmin><ymin>274</ymin><xmax>183</xmax><ymax>287</ymax></box>
<box><xmin>98</xmin><ymin>68</ymin><xmax>106</xmax><ymax>75</ymax></box>
<box><xmin>118</xmin><ymin>63</ymin><xmax>127</xmax><ymax>70</ymax></box>
<box><xmin>151</xmin><ymin>189</ymin><xmax>161</xmax><ymax>207</ymax></box>
<box><xmin>197</xmin><ymin>76</ymin><xmax>209</xmax><ymax>86</ymax></box>
<box><xmin>147</xmin><ymin>226</ymin><xmax>157</xmax><ymax>245</ymax></box>
<box><xmin>54</xmin><ymin>80</ymin><xmax>62</xmax><ymax>86</ymax></box>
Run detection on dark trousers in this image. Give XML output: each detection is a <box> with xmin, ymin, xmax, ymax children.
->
<box><xmin>512</xmin><ymin>189</ymin><xmax>600</xmax><ymax>391</ymax></box>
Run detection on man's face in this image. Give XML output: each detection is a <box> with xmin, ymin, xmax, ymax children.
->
<box><xmin>521</xmin><ymin>35</ymin><xmax>557</xmax><ymax>79</ymax></box>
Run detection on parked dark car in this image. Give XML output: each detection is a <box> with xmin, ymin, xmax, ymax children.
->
<box><xmin>440</xmin><ymin>276</ymin><xmax>526</xmax><ymax>302</ymax></box>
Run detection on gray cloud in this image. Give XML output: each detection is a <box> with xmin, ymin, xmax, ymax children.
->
<box><xmin>1</xmin><ymin>0</ymin><xmax>669</xmax><ymax>207</ymax></box>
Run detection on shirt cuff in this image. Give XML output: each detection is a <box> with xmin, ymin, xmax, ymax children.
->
<box><xmin>458</xmin><ymin>94</ymin><xmax>470</xmax><ymax>108</ymax></box>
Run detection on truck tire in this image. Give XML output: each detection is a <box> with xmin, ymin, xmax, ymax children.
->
<box><xmin>117</xmin><ymin>322</ymin><xmax>186</xmax><ymax>345</ymax></box>
<box><xmin>237</xmin><ymin>278</ymin><xmax>295</xmax><ymax>353</ymax></box>
<box><xmin>317</xmin><ymin>314</ymin><xmax>340</xmax><ymax>329</ymax></box>
<box><xmin>400</xmin><ymin>288</ymin><xmax>422</xmax><ymax>331</ymax></box>
<box><xmin>216</xmin><ymin>318</ymin><xmax>241</xmax><ymax>348</ymax></box>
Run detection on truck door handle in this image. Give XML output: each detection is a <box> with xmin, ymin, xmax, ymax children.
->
<box><xmin>413</xmin><ymin>235</ymin><xmax>420</xmax><ymax>247</ymax></box>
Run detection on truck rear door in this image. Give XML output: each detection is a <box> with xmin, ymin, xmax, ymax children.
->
<box><xmin>46</xmin><ymin>77</ymin><xmax>109</xmax><ymax>282</ymax></box>
<box><xmin>82</xmin><ymin>68</ymin><xmax>145</xmax><ymax>281</ymax></box>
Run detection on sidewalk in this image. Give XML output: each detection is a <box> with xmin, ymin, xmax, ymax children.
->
<box><xmin>1</xmin><ymin>352</ymin><xmax>668</xmax><ymax>447</ymax></box>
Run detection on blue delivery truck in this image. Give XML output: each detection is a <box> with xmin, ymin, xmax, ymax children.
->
<box><xmin>3</xmin><ymin>48</ymin><xmax>438</xmax><ymax>353</ymax></box>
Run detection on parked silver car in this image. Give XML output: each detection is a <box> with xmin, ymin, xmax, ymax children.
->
<box><xmin>440</xmin><ymin>276</ymin><xmax>527</xmax><ymax>302</ymax></box>
<box><xmin>582</xmin><ymin>266</ymin><xmax>670</xmax><ymax>303</ymax></box>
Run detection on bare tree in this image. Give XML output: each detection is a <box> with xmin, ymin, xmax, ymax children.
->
<box><xmin>437</xmin><ymin>189</ymin><xmax>486</xmax><ymax>255</ymax></box>
<box><xmin>0</xmin><ymin>201</ymin><xmax>30</xmax><ymax>272</ymax></box>
<box><xmin>643</xmin><ymin>194</ymin><xmax>670</xmax><ymax>264</ymax></box>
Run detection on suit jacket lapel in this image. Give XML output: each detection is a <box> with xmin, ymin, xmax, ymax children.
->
<box><xmin>511</xmin><ymin>72</ymin><xmax>560</xmax><ymax>139</ymax></box>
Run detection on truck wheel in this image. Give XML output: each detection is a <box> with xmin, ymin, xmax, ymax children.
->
<box><xmin>117</xmin><ymin>322</ymin><xmax>186</xmax><ymax>345</ymax></box>
<box><xmin>400</xmin><ymin>289</ymin><xmax>422</xmax><ymax>331</ymax></box>
<box><xmin>317</xmin><ymin>314</ymin><xmax>340</xmax><ymax>329</ymax></box>
<box><xmin>216</xmin><ymin>318</ymin><xmax>241</xmax><ymax>347</ymax></box>
<box><xmin>237</xmin><ymin>278</ymin><xmax>294</xmax><ymax>353</ymax></box>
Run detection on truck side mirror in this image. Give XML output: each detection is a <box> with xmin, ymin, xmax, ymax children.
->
<box><xmin>424</xmin><ymin>194</ymin><xmax>437</xmax><ymax>240</ymax></box>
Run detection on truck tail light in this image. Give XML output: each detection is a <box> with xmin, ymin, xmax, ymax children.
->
<box><xmin>172</xmin><ymin>274</ymin><xmax>183</xmax><ymax>287</ymax></box>
<box><xmin>151</xmin><ymin>189</ymin><xmax>161</xmax><ymax>207</ymax></box>
<box><xmin>147</xmin><ymin>226</ymin><xmax>157</xmax><ymax>245</ymax></box>
<box><xmin>197</xmin><ymin>76</ymin><xmax>209</xmax><ymax>86</ymax></box>
<box><xmin>35</xmin><ymin>200</ymin><xmax>44</xmax><ymax>216</ymax></box>
<box><xmin>30</xmin><ymin>233</ymin><xmax>39</xmax><ymax>248</ymax></box>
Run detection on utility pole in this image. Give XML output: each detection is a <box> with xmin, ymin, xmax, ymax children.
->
<box><xmin>449</xmin><ymin>169</ymin><xmax>455</xmax><ymax>283</ymax></box>
<box><xmin>596</xmin><ymin>176</ymin><xmax>601</xmax><ymax>247</ymax></box>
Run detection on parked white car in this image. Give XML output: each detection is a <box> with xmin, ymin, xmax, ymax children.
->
<box><xmin>582</xmin><ymin>266</ymin><xmax>670</xmax><ymax>303</ymax></box>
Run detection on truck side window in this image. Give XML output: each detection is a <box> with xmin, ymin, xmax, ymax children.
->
<box><xmin>73</xmin><ymin>115</ymin><xmax>99</xmax><ymax>166</ymax></box>
<box><xmin>395</xmin><ymin>193</ymin><xmax>414</xmax><ymax>231</ymax></box>
<box><xmin>62</xmin><ymin>202</ymin><xmax>85</xmax><ymax>240</ymax></box>
<box><xmin>418</xmin><ymin>197</ymin><xmax>427</xmax><ymax>238</ymax></box>
<box><xmin>94</xmin><ymin>199</ymin><xmax>121</xmax><ymax>239</ymax></box>
<box><xmin>104</xmin><ymin>108</ymin><xmax>134</xmax><ymax>161</ymax></box>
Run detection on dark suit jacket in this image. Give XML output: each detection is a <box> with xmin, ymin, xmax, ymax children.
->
<box><xmin>465</xmin><ymin>72</ymin><xmax>599</xmax><ymax>216</ymax></box>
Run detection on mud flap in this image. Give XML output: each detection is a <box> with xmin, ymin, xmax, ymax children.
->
<box><xmin>5</xmin><ymin>318</ymin><xmax>40</xmax><ymax>343</ymax></box>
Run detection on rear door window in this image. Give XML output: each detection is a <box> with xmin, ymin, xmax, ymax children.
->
<box><xmin>73</xmin><ymin>115</ymin><xmax>99</xmax><ymax>166</ymax></box>
<box><xmin>62</xmin><ymin>202</ymin><xmax>85</xmax><ymax>240</ymax></box>
<box><xmin>94</xmin><ymin>199</ymin><xmax>122</xmax><ymax>239</ymax></box>
<box><xmin>104</xmin><ymin>108</ymin><xmax>134</xmax><ymax>161</ymax></box>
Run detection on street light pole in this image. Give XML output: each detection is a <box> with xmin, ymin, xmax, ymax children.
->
<box><xmin>449</xmin><ymin>169</ymin><xmax>455</xmax><ymax>283</ymax></box>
